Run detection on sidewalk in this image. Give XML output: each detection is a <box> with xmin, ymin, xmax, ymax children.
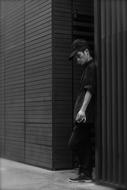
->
<box><xmin>0</xmin><ymin>158</ymin><xmax>115</xmax><ymax>190</ymax></box>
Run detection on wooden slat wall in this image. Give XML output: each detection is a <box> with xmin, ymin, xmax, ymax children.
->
<box><xmin>24</xmin><ymin>0</ymin><xmax>52</xmax><ymax>169</ymax></box>
<box><xmin>0</xmin><ymin>0</ymin><xmax>53</xmax><ymax>169</ymax></box>
<box><xmin>94</xmin><ymin>0</ymin><xmax>102</xmax><ymax>182</ymax></box>
<box><xmin>94</xmin><ymin>0</ymin><xmax>127</xmax><ymax>188</ymax></box>
<box><xmin>52</xmin><ymin>0</ymin><xmax>73</xmax><ymax>169</ymax></box>
<box><xmin>1</xmin><ymin>1</ymin><xmax>25</xmax><ymax>161</ymax></box>
<box><xmin>0</xmin><ymin>0</ymin><xmax>5</xmax><ymax>157</ymax></box>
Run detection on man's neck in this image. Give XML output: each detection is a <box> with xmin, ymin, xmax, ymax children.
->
<box><xmin>82</xmin><ymin>57</ymin><xmax>93</xmax><ymax>70</ymax></box>
<box><xmin>87</xmin><ymin>56</ymin><xmax>93</xmax><ymax>62</ymax></box>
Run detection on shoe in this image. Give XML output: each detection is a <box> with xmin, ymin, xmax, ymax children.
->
<box><xmin>68</xmin><ymin>173</ymin><xmax>92</xmax><ymax>183</ymax></box>
<box><xmin>68</xmin><ymin>175</ymin><xmax>86</xmax><ymax>182</ymax></box>
<box><xmin>84</xmin><ymin>176</ymin><xmax>92</xmax><ymax>183</ymax></box>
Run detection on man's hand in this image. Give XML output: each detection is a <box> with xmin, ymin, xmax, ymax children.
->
<box><xmin>76</xmin><ymin>110</ymin><xmax>86</xmax><ymax>123</ymax></box>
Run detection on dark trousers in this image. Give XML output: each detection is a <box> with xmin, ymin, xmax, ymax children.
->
<box><xmin>68</xmin><ymin>122</ymin><xmax>93</xmax><ymax>177</ymax></box>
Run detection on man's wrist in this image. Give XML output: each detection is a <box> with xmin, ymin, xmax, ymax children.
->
<box><xmin>80</xmin><ymin>107</ymin><xmax>86</xmax><ymax>113</ymax></box>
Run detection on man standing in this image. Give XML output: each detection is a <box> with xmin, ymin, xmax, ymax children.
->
<box><xmin>68</xmin><ymin>39</ymin><xmax>96</xmax><ymax>182</ymax></box>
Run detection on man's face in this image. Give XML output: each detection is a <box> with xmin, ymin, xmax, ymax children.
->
<box><xmin>75</xmin><ymin>50</ymin><xmax>88</xmax><ymax>65</ymax></box>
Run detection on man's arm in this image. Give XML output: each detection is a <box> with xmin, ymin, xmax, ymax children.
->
<box><xmin>76</xmin><ymin>90</ymin><xmax>92</xmax><ymax>123</ymax></box>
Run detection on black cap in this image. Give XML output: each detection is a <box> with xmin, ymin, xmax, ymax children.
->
<box><xmin>69</xmin><ymin>39</ymin><xmax>89</xmax><ymax>60</ymax></box>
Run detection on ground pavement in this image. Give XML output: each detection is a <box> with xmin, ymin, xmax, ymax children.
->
<box><xmin>0</xmin><ymin>158</ymin><xmax>115</xmax><ymax>190</ymax></box>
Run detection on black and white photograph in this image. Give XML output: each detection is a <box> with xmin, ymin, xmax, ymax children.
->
<box><xmin>0</xmin><ymin>0</ymin><xmax>127</xmax><ymax>189</ymax></box>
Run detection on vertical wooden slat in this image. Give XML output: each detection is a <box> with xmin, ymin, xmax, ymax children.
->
<box><xmin>0</xmin><ymin>1</ymin><xmax>5</xmax><ymax>157</ymax></box>
<box><xmin>105</xmin><ymin>0</ymin><xmax>113</xmax><ymax>182</ymax></box>
<box><xmin>116</xmin><ymin>1</ymin><xmax>124</xmax><ymax>185</ymax></box>
<box><xmin>94</xmin><ymin>0</ymin><xmax>102</xmax><ymax>181</ymax></box>
<box><xmin>122</xmin><ymin>0</ymin><xmax>127</xmax><ymax>186</ymax></box>
<box><xmin>101</xmin><ymin>0</ymin><xmax>107</xmax><ymax>181</ymax></box>
<box><xmin>111</xmin><ymin>0</ymin><xmax>119</xmax><ymax>183</ymax></box>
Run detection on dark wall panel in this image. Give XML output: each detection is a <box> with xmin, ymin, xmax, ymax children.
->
<box><xmin>94</xmin><ymin>0</ymin><xmax>127</xmax><ymax>188</ymax></box>
<box><xmin>0</xmin><ymin>1</ymin><xmax>25</xmax><ymax>161</ymax></box>
<box><xmin>0</xmin><ymin>1</ymin><xmax>5</xmax><ymax>156</ymax></box>
<box><xmin>24</xmin><ymin>0</ymin><xmax>52</xmax><ymax>168</ymax></box>
<box><xmin>52</xmin><ymin>0</ymin><xmax>73</xmax><ymax>169</ymax></box>
<box><xmin>0</xmin><ymin>0</ymin><xmax>53</xmax><ymax>169</ymax></box>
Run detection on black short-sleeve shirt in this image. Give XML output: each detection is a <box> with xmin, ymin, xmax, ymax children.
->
<box><xmin>74</xmin><ymin>60</ymin><xmax>97</xmax><ymax>123</ymax></box>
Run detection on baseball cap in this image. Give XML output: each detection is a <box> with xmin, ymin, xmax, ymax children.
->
<box><xmin>69</xmin><ymin>39</ymin><xmax>89</xmax><ymax>60</ymax></box>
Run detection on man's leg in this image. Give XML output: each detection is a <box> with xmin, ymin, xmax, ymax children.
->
<box><xmin>78</xmin><ymin>123</ymin><xmax>93</xmax><ymax>178</ymax></box>
<box><xmin>68</xmin><ymin>122</ymin><xmax>92</xmax><ymax>182</ymax></box>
